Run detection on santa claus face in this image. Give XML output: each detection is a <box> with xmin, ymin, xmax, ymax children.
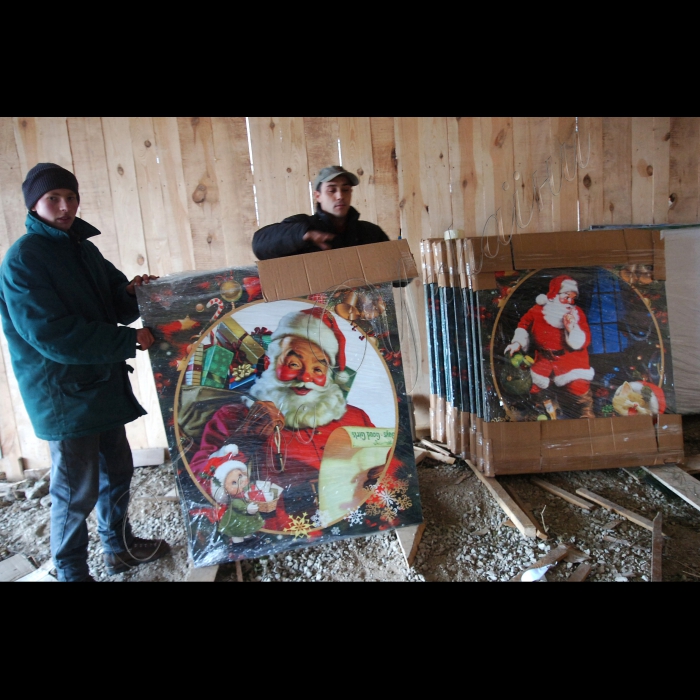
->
<box><xmin>224</xmin><ymin>468</ymin><xmax>248</xmax><ymax>497</ymax></box>
<box><xmin>275</xmin><ymin>337</ymin><xmax>330</xmax><ymax>392</ymax></box>
<box><xmin>558</xmin><ymin>291</ymin><xmax>578</xmax><ymax>305</ymax></box>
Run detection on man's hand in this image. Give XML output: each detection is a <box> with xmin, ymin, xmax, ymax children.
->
<box><xmin>505</xmin><ymin>341</ymin><xmax>520</xmax><ymax>356</ymax></box>
<box><xmin>136</xmin><ymin>327</ymin><xmax>155</xmax><ymax>351</ymax></box>
<box><xmin>126</xmin><ymin>274</ymin><xmax>160</xmax><ymax>296</ymax></box>
<box><xmin>303</xmin><ymin>230</ymin><xmax>335</xmax><ymax>251</ymax></box>
<box><xmin>240</xmin><ymin>400</ymin><xmax>285</xmax><ymax>438</ymax></box>
<box><xmin>563</xmin><ymin>312</ymin><xmax>576</xmax><ymax>333</ymax></box>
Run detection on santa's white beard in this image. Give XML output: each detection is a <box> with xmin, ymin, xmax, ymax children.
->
<box><xmin>249</xmin><ymin>367</ymin><xmax>347</xmax><ymax>429</ymax></box>
<box><xmin>541</xmin><ymin>298</ymin><xmax>579</xmax><ymax>329</ymax></box>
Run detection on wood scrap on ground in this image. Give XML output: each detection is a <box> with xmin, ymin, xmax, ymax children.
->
<box><xmin>652</xmin><ymin>512</ymin><xmax>663</xmax><ymax>582</ymax></box>
<box><xmin>467</xmin><ymin>461</ymin><xmax>536</xmax><ymax>538</ymax></box>
<box><xmin>413</xmin><ymin>447</ymin><xmax>429</xmax><ymax>465</ymax></box>
<box><xmin>575</xmin><ymin>487</ymin><xmax>663</xmax><ymax>534</ymax></box>
<box><xmin>0</xmin><ymin>554</ymin><xmax>38</xmax><ymax>582</ymax></box>
<box><xmin>530</xmin><ymin>477</ymin><xmax>595</xmax><ymax>510</ymax></box>
<box><xmin>641</xmin><ymin>465</ymin><xmax>700</xmax><ymax>513</ymax></box>
<box><xmin>682</xmin><ymin>454</ymin><xmax>700</xmax><ymax>474</ymax></box>
<box><xmin>396</xmin><ymin>522</ymin><xmax>427</xmax><ymax>567</ymax></box>
<box><xmin>236</xmin><ymin>560</ymin><xmax>243</xmax><ymax>582</ymax></box>
<box><xmin>500</xmin><ymin>481</ymin><xmax>549</xmax><ymax>540</ymax></box>
<box><xmin>185</xmin><ymin>564</ymin><xmax>219</xmax><ymax>582</ymax></box>
<box><xmin>419</xmin><ymin>438</ymin><xmax>453</xmax><ymax>457</ymax></box>
<box><xmin>566</xmin><ymin>562</ymin><xmax>592</xmax><ymax>582</ymax></box>
<box><xmin>510</xmin><ymin>543</ymin><xmax>572</xmax><ymax>581</ymax></box>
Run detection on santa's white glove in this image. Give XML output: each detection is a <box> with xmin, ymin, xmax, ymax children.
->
<box><xmin>246</xmin><ymin>502</ymin><xmax>260</xmax><ymax>515</ymax></box>
<box><xmin>505</xmin><ymin>342</ymin><xmax>520</xmax><ymax>356</ymax></box>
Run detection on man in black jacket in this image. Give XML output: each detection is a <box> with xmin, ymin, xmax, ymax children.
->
<box><xmin>252</xmin><ymin>165</ymin><xmax>390</xmax><ymax>260</ymax></box>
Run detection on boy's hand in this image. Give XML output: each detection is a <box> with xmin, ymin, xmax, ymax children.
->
<box><xmin>303</xmin><ymin>230</ymin><xmax>335</xmax><ymax>251</ymax></box>
<box><xmin>136</xmin><ymin>327</ymin><xmax>155</xmax><ymax>351</ymax></box>
<box><xmin>127</xmin><ymin>274</ymin><xmax>159</xmax><ymax>296</ymax></box>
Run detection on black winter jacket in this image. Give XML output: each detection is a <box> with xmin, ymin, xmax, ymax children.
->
<box><xmin>252</xmin><ymin>206</ymin><xmax>389</xmax><ymax>260</ymax></box>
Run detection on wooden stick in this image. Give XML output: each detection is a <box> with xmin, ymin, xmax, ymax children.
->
<box><xmin>642</xmin><ymin>465</ymin><xmax>700</xmax><ymax>513</ymax></box>
<box><xmin>566</xmin><ymin>562</ymin><xmax>592</xmax><ymax>582</ymax></box>
<box><xmin>501</xmin><ymin>481</ymin><xmax>549</xmax><ymax>540</ymax></box>
<box><xmin>413</xmin><ymin>447</ymin><xmax>429</xmax><ymax>465</ymax></box>
<box><xmin>422</xmin><ymin>450</ymin><xmax>456</xmax><ymax>465</ymax></box>
<box><xmin>467</xmin><ymin>461</ymin><xmax>537</xmax><ymax>538</ymax></box>
<box><xmin>510</xmin><ymin>543</ymin><xmax>572</xmax><ymax>581</ymax></box>
<box><xmin>420</xmin><ymin>438</ymin><xmax>453</xmax><ymax>457</ymax></box>
<box><xmin>651</xmin><ymin>512</ymin><xmax>663</xmax><ymax>582</ymax></box>
<box><xmin>236</xmin><ymin>560</ymin><xmax>243</xmax><ymax>582</ymax></box>
<box><xmin>530</xmin><ymin>477</ymin><xmax>595</xmax><ymax>510</ymax></box>
<box><xmin>396</xmin><ymin>522</ymin><xmax>427</xmax><ymax>567</ymax></box>
<box><xmin>575</xmin><ymin>487</ymin><xmax>658</xmax><ymax>533</ymax></box>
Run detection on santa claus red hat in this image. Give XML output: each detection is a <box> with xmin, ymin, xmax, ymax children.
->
<box><xmin>270</xmin><ymin>307</ymin><xmax>347</xmax><ymax>372</ymax></box>
<box><xmin>537</xmin><ymin>275</ymin><xmax>579</xmax><ymax>305</ymax></box>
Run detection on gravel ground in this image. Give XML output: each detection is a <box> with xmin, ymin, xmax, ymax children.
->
<box><xmin>2</xmin><ymin>415</ymin><xmax>700</xmax><ymax>583</ymax></box>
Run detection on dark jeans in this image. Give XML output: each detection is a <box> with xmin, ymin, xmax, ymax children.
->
<box><xmin>49</xmin><ymin>426</ymin><xmax>135</xmax><ymax>582</ymax></box>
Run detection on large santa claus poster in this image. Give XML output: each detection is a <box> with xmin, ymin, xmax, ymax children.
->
<box><xmin>478</xmin><ymin>265</ymin><xmax>675</xmax><ymax>423</ymax></box>
<box><xmin>136</xmin><ymin>267</ymin><xmax>422</xmax><ymax>566</ymax></box>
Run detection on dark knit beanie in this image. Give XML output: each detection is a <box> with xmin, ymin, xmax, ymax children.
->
<box><xmin>22</xmin><ymin>162</ymin><xmax>80</xmax><ymax>210</ymax></box>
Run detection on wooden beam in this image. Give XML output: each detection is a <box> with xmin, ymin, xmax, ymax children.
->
<box><xmin>642</xmin><ymin>465</ymin><xmax>700</xmax><ymax>513</ymax></box>
<box><xmin>566</xmin><ymin>562</ymin><xmax>592</xmax><ymax>582</ymax></box>
<box><xmin>413</xmin><ymin>447</ymin><xmax>429</xmax><ymax>465</ymax></box>
<box><xmin>652</xmin><ymin>512</ymin><xmax>663</xmax><ymax>582</ymax></box>
<box><xmin>530</xmin><ymin>477</ymin><xmax>595</xmax><ymax>510</ymax></box>
<box><xmin>467</xmin><ymin>461</ymin><xmax>537</xmax><ymax>538</ymax></box>
<box><xmin>575</xmin><ymin>488</ymin><xmax>659</xmax><ymax>533</ymax></box>
<box><xmin>132</xmin><ymin>448</ymin><xmax>168</xmax><ymax>468</ymax></box>
<box><xmin>185</xmin><ymin>565</ymin><xmax>219</xmax><ymax>582</ymax></box>
<box><xmin>235</xmin><ymin>560</ymin><xmax>243</xmax><ymax>583</ymax></box>
<box><xmin>511</xmin><ymin>543</ymin><xmax>572</xmax><ymax>581</ymax></box>
<box><xmin>419</xmin><ymin>439</ymin><xmax>453</xmax><ymax>457</ymax></box>
<box><xmin>500</xmin><ymin>481</ymin><xmax>549</xmax><ymax>540</ymax></box>
<box><xmin>0</xmin><ymin>554</ymin><xmax>36</xmax><ymax>582</ymax></box>
<box><xmin>396</xmin><ymin>522</ymin><xmax>426</xmax><ymax>567</ymax></box>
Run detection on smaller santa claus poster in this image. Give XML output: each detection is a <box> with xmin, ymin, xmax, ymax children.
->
<box><xmin>136</xmin><ymin>268</ymin><xmax>422</xmax><ymax>566</ymax></box>
<box><xmin>478</xmin><ymin>265</ymin><xmax>675</xmax><ymax>423</ymax></box>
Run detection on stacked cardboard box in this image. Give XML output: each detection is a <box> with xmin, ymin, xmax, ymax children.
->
<box><xmin>421</xmin><ymin>230</ymin><xmax>684</xmax><ymax>476</ymax></box>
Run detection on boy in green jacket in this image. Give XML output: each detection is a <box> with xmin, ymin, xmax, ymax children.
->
<box><xmin>0</xmin><ymin>162</ymin><xmax>171</xmax><ymax>582</ymax></box>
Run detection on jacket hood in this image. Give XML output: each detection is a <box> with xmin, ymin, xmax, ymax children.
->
<box><xmin>25</xmin><ymin>211</ymin><xmax>101</xmax><ymax>242</ymax></box>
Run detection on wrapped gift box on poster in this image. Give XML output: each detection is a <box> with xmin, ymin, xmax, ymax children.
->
<box><xmin>136</xmin><ymin>242</ymin><xmax>423</xmax><ymax>567</ymax></box>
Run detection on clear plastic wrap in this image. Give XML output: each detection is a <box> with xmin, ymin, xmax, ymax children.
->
<box><xmin>136</xmin><ymin>267</ymin><xmax>422</xmax><ymax>566</ymax></box>
<box><xmin>422</xmin><ymin>231</ymin><xmax>684</xmax><ymax>475</ymax></box>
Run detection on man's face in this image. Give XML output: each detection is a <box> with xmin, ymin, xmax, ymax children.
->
<box><xmin>275</xmin><ymin>337</ymin><xmax>330</xmax><ymax>395</ymax></box>
<box><xmin>32</xmin><ymin>188</ymin><xmax>79</xmax><ymax>231</ymax></box>
<box><xmin>314</xmin><ymin>176</ymin><xmax>353</xmax><ymax>219</ymax></box>
<box><xmin>558</xmin><ymin>291</ymin><xmax>578</xmax><ymax>305</ymax></box>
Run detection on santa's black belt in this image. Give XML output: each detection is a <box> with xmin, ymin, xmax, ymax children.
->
<box><xmin>538</xmin><ymin>349</ymin><xmax>566</xmax><ymax>359</ymax></box>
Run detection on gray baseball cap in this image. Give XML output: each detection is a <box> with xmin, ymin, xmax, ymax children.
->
<box><xmin>312</xmin><ymin>165</ymin><xmax>360</xmax><ymax>191</ymax></box>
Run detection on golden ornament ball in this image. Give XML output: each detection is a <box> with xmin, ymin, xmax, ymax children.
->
<box><xmin>220</xmin><ymin>280</ymin><xmax>243</xmax><ymax>302</ymax></box>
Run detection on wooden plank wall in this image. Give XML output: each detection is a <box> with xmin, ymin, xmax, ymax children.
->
<box><xmin>1</xmin><ymin>116</ymin><xmax>699</xmax><ymax>479</ymax></box>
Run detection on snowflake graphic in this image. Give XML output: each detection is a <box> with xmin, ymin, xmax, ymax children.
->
<box><xmin>344</xmin><ymin>508</ymin><xmax>364</xmax><ymax>526</ymax></box>
<box><xmin>283</xmin><ymin>512</ymin><xmax>315</xmax><ymax>540</ymax></box>
<box><xmin>365</xmin><ymin>474</ymin><xmax>412</xmax><ymax>522</ymax></box>
<box><xmin>331</xmin><ymin>526</ymin><xmax>340</xmax><ymax>535</ymax></box>
<box><xmin>311</xmin><ymin>509</ymin><xmax>331</xmax><ymax>529</ymax></box>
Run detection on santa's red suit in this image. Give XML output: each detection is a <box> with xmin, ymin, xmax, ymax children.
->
<box><xmin>508</xmin><ymin>275</ymin><xmax>595</xmax><ymax>398</ymax></box>
<box><xmin>189</xmin><ymin>402</ymin><xmax>383</xmax><ymax>531</ymax></box>
<box><xmin>188</xmin><ymin>306</ymin><xmax>401</xmax><ymax>532</ymax></box>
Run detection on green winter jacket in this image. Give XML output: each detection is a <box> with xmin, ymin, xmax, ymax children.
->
<box><xmin>0</xmin><ymin>212</ymin><xmax>146</xmax><ymax>441</ymax></box>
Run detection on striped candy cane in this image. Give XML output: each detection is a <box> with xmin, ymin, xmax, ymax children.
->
<box><xmin>206</xmin><ymin>297</ymin><xmax>224</xmax><ymax>322</ymax></box>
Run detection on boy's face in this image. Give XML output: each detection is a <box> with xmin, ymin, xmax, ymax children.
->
<box><xmin>32</xmin><ymin>188</ymin><xmax>79</xmax><ymax>231</ymax></box>
<box><xmin>224</xmin><ymin>468</ymin><xmax>248</xmax><ymax>497</ymax></box>
<box><xmin>314</xmin><ymin>176</ymin><xmax>353</xmax><ymax>219</ymax></box>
